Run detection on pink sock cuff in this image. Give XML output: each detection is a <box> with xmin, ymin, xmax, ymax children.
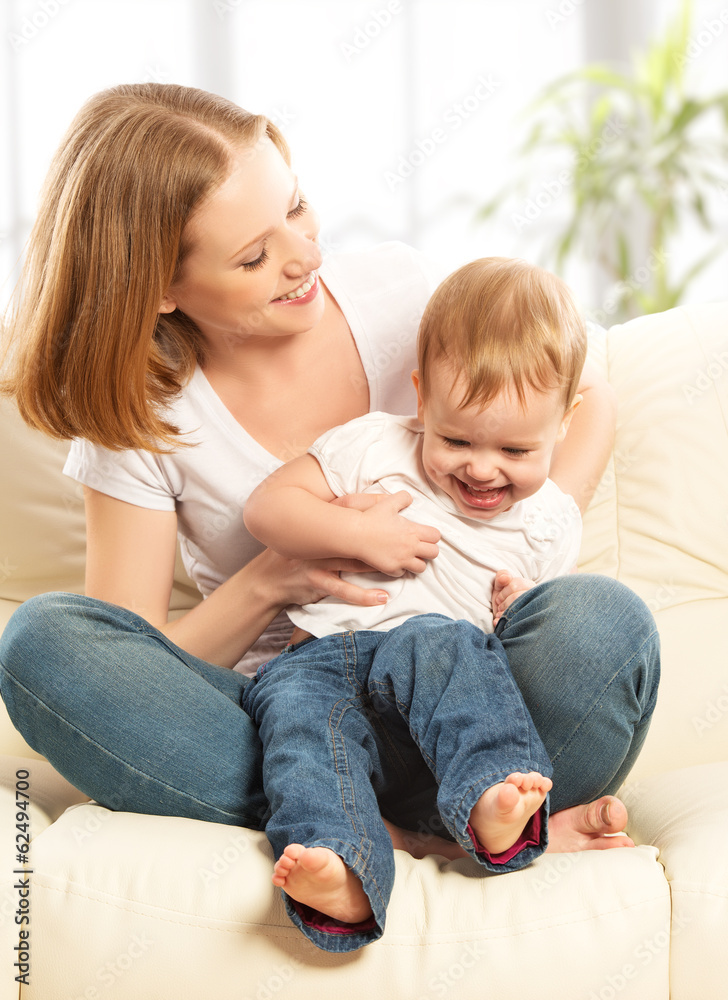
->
<box><xmin>291</xmin><ymin>900</ymin><xmax>377</xmax><ymax>936</ymax></box>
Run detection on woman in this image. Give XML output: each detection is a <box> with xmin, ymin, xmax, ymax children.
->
<box><xmin>0</xmin><ymin>83</ymin><xmax>658</xmax><ymax>852</ymax></box>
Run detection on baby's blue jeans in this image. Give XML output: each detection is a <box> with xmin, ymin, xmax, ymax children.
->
<box><xmin>242</xmin><ymin>614</ymin><xmax>553</xmax><ymax>951</ymax></box>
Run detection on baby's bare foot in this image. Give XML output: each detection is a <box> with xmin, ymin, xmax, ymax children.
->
<box><xmin>469</xmin><ymin>771</ymin><xmax>551</xmax><ymax>856</ymax></box>
<box><xmin>272</xmin><ymin>844</ymin><xmax>372</xmax><ymax>924</ymax></box>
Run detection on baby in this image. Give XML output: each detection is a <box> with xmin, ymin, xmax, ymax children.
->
<box><xmin>243</xmin><ymin>257</ymin><xmax>586</xmax><ymax>952</ymax></box>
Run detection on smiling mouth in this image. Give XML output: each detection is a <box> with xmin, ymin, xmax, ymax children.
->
<box><xmin>273</xmin><ymin>272</ymin><xmax>318</xmax><ymax>302</ymax></box>
<box><xmin>456</xmin><ymin>479</ymin><xmax>507</xmax><ymax>508</ymax></box>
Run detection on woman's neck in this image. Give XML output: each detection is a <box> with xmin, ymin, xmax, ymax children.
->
<box><xmin>197</xmin><ymin>283</ymin><xmax>370</xmax><ymax>460</ymax></box>
<box><xmin>199</xmin><ymin>281</ymin><xmax>338</xmax><ymax>388</ymax></box>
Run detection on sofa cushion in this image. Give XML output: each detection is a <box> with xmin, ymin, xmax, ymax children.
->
<box><xmin>628</xmin><ymin>599</ymin><xmax>728</xmax><ymax>780</ymax></box>
<box><xmin>25</xmin><ymin>803</ymin><xmax>670</xmax><ymax>1000</ymax></box>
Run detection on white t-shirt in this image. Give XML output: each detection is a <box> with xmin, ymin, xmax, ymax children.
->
<box><xmin>63</xmin><ymin>242</ymin><xmax>441</xmax><ymax>674</ymax></box>
<box><xmin>288</xmin><ymin>413</ymin><xmax>582</xmax><ymax>638</ymax></box>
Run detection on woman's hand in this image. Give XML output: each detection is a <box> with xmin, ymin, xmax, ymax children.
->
<box><xmin>492</xmin><ymin>569</ymin><xmax>535</xmax><ymax>626</ymax></box>
<box><xmin>257</xmin><ymin>547</ymin><xmax>390</xmax><ymax>609</ymax></box>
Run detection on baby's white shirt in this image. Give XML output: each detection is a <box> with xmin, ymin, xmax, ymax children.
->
<box><xmin>288</xmin><ymin>412</ymin><xmax>582</xmax><ymax>637</ymax></box>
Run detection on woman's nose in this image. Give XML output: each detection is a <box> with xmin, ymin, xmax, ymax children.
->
<box><xmin>283</xmin><ymin>210</ymin><xmax>322</xmax><ymax>275</ymax></box>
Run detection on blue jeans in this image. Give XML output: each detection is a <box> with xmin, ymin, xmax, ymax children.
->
<box><xmin>0</xmin><ymin>577</ymin><xmax>659</xmax><ymax>871</ymax></box>
<box><xmin>242</xmin><ymin>616</ymin><xmax>552</xmax><ymax>951</ymax></box>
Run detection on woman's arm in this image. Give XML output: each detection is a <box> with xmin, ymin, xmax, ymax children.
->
<box><xmin>548</xmin><ymin>361</ymin><xmax>617</xmax><ymax>513</ymax></box>
<box><xmin>84</xmin><ymin>487</ymin><xmax>178</xmax><ymax>625</ymax></box>
<box><xmin>83</xmin><ymin>488</ymin><xmax>395</xmax><ymax>669</ymax></box>
<box><xmin>244</xmin><ymin>454</ymin><xmax>440</xmax><ymax>577</ymax></box>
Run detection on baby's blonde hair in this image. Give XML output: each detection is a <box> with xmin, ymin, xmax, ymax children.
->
<box><xmin>417</xmin><ymin>257</ymin><xmax>586</xmax><ymax>411</ymax></box>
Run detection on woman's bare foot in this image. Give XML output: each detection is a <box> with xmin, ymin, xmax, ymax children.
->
<box><xmin>383</xmin><ymin>819</ymin><xmax>467</xmax><ymax>861</ymax></box>
<box><xmin>272</xmin><ymin>844</ymin><xmax>372</xmax><ymax>923</ymax></box>
<box><xmin>469</xmin><ymin>771</ymin><xmax>552</xmax><ymax>856</ymax></box>
<box><xmin>546</xmin><ymin>795</ymin><xmax>635</xmax><ymax>852</ymax></box>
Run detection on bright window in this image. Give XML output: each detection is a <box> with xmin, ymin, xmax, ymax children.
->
<box><xmin>1</xmin><ymin>0</ymin><xmax>726</xmax><ymax>315</ymax></box>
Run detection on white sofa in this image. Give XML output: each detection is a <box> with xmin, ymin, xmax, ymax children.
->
<box><xmin>0</xmin><ymin>303</ymin><xmax>726</xmax><ymax>1000</ymax></box>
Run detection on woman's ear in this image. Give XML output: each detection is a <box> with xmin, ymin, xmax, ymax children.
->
<box><xmin>158</xmin><ymin>292</ymin><xmax>177</xmax><ymax>315</ymax></box>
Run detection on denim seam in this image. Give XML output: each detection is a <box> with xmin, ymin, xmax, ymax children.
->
<box><xmin>550</xmin><ymin>626</ymin><xmax>660</xmax><ymax>768</ymax></box>
<box><xmin>323</xmin><ymin>633</ymin><xmax>388</xmax><ymax>914</ymax></box>
<box><xmin>0</xmin><ymin>666</ymin><xmax>259</xmax><ymax>825</ymax></box>
<box><xmin>327</xmin><ymin>694</ymin><xmax>374</xmax><ymax>861</ymax></box>
<box><xmin>498</xmin><ymin>665</ymin><xmax>536</xmax><ymax>769</ymax></box>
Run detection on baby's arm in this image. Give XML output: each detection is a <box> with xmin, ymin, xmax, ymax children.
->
<box><xmin>244</xmin><ymin>455</ymin><xmax>440</xmax><ymax>577</ymax></box>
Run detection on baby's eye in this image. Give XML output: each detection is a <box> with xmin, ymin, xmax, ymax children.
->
<box><xmin>444</xmin><ymin>438</ymin><xmax>470</xmax><ymax>448</ymax></box>
<box><xmin>503</xmin><ymin>448</ymin><xmax>529</xmax><ymax>456</ymax></box>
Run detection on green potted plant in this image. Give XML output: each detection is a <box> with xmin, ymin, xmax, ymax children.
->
<box><xmin>477</xmin><ymin>0</ymin><xmax>728</xmax><ymax>322</ymax></box>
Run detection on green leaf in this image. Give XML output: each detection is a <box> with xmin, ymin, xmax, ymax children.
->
<box><xmin>692</xmin><ymin>191</ymin><xmax>710</xmax><ymax>229</ymax></box>
<box><xmin>471</xmin><ymin>0</ymin><xmax>726</xmax><ymax>314</ymax></box>
<box><xmin>662</xmin><ymin>98</ymin><xmax>710</xmax><ymax>140</ymax></box>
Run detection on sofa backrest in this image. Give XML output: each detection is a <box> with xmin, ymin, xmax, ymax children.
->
<box><xmin>0</xmin><ymin>396</ymin><xmax>200</xmax><ymax>617</ymax></box>
<box><xmin>580</xmin><ymin>302</ymin><xmax>728</xmax><ymax>778</ymax></box>
<box><xmin>581</xmin><ymin>302</ymin><xmax>728</xmax><ymax>607</ymax></box>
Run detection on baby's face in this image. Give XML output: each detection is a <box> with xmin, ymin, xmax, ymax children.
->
<box><xmin>413</xmin><ymin>365</ymin><xmax>579</xmax><ymax>520</ymax></box>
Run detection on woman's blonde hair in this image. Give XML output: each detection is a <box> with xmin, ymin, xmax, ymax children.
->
<box><xmin>417</xmin><ymin>257</ymin><xmax>586</xmax><ymax>411</ymax></box>
<box><xmin>0</xmin><ymin>83</ymin><xmax>289</xmax><ymax>451</ymax></box>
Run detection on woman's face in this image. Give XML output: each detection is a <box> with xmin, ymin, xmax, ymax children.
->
<box><xmin>161</xmin><ymin>137</ymin><xmax>324</xmax><ymax>346</ymax></box>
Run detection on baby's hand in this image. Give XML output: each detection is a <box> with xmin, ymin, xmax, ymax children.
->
<box><xmin>357</xmin><ymin>491</ymin><xmax>440</xmax><ymax>576</ymax></box>
<box><xmin>492</xmin><ymin>570</ymin><xmax>535</xmax><ymax>626</ymax></box>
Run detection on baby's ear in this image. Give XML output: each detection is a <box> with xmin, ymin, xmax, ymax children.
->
<box><xmin>412</xmin><ymin>370</ymin><xmax>425</xmax><ymax>422</ymax></box>
<box><xmin>557</xmin><ymin>393</ymin><xmax>583</xmax><ymax>441</ymax></box>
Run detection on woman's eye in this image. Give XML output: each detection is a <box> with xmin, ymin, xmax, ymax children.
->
<box><xmin>287</xmin><ymin>198</ymin><xmax>308</xmax><ymax>219</ymax></box>
<box><xmin>240</xmin><ymin>248</ymin><xmax>270</xmax><ymax>272</ymax></box>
